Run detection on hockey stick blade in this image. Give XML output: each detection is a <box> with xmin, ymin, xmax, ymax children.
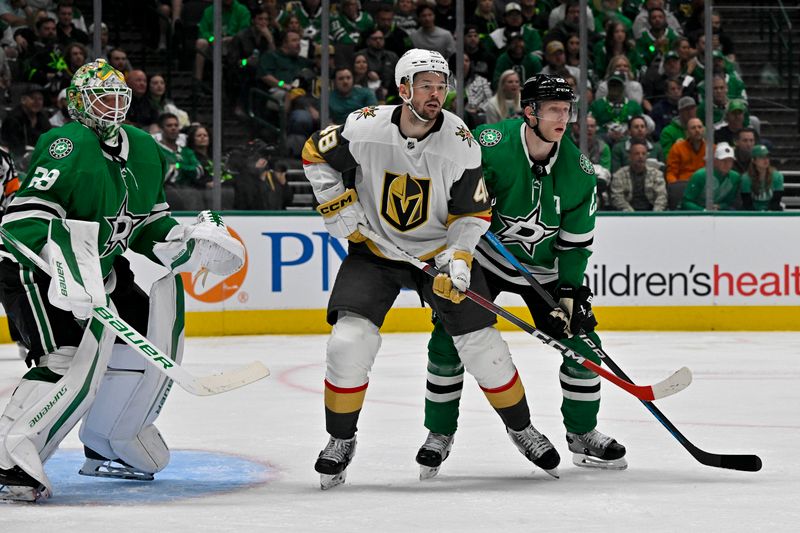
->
<box><xmin>0</xmin><ymin>224</ymin><xmax>270</xmax><ymax>397</ymax></box>
<box><xmin>359</xmin><ymin>226</ymin><xmax>689</xmax><ymax>401</ymax></box>
<box><xmin>484</xmin><ymin>231</ymin><xmax>761</xmax><ymax>470</ymax></box>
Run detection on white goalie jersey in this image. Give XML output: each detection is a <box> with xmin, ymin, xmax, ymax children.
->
<box><xmin>302</xmin><ymin>104</ymin><xmax>492</xmax><ymax>260</ymax></box>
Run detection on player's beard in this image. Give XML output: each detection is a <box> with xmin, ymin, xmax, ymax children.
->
<box><xmin>413</xmin><ymin>98</ymin><xmax>441</xmax><ymax>122</ymax></box>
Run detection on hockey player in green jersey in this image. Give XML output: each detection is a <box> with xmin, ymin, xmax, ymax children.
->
<box><xmin>0</xmin><ymin>59</ymin><xmax>244</xmax><ymax>502</ymax></box>
<box><xmin>416</xmin><ymin>74</ymin><xmax>627</xmax><ymax>479</ymax></box>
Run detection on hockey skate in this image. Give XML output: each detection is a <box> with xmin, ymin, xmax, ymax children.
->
<box><xmin>566</xmin><ymin>429</ymin><xmax>628</xmax><ymax>470</ymax></box>
<box><xmin>314</xmin><ymin>436</ymin><xmax>356</xmax><ymax>490</ymax></box>
<box><xmin>507</xmin><ymin>424</ymin><xmax>561</xmax><ymax>478</ymax></box>
<box><xmin>415</xmin><ymin>432</ymin><xmax>454</xmax><ymax>480</ymax></box>
<box><xmin>78</xmin><ymin>447</ymin><xmax>155</xmax><ymax>481</ymax></box>
<box><xmin>0</xmin><ymin>466</ymin><xmax>50</xmax><ymax>503</ymax></box>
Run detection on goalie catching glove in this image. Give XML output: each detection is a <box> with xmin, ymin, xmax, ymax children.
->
<box><xmin>542</xmin><ymin>285</ymin><xmax>598</xmax><ymax>339</ymax></box>
<box><xmin>153</xmin><ymin>211</ymin><xmax>245</xmax><ymax>275</ymax></box>
<box><xmin>316</xmin><ymin>189</ymin><xmax>368</xmax><ymax>243</ymax></box>
<box><xmin>432</xmin><ymin>249</ymin><xmax>472</xmax><ymax>304</ymax></box>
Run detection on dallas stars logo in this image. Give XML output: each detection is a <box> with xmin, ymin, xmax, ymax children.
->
<box><xmin>101</xmin><ymin>195</ymin><xmax>149</xmax><ymax>257</ymax></box>
<box><xmin>49</xmin><ymin>138</ymin><xmax>73</xmax><ymax>159</ymax></box>
<box><xmin>494</xmin><ymin>204</ymin><xmax>558</xmax><ymax>257</ymax></box>
<box><xmin>455</xmin><ymin>125</ymin><xmax>475</xmax><ymax>147</ymax></box>
<box><xmin>353</xmin><ymin>106</ymin><xmax>378</xmax><ymax>119</ymax></box>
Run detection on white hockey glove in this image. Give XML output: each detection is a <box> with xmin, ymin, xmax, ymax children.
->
<box><xmin>316</xmin><ymin>189</ymin><xmax>368</xmax><ymax>243</ymax></box>
<box><xmin>432</xmin><ymin>249</ymin><xmax>472</xmax><ymax>304</ymax></box>
<box><xmin>44</xmin><ymin>219</ymin><xmax>106</xmax><ymax>320</ymax></box>
<box><xmin>153</xmin><ymin>211</ymin><xmax>245</xmax><ymax>276</ymax></box>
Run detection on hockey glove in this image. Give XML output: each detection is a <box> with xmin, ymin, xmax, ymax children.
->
<box><xmin>44</xmin><ymin>219</ymin><xmax>106</xmax><ymax>320</ymax></box>
<box><xmin>432</xmin><ymin>249</ymin><xmax>472</xmax><ymax>304</ymax></box>
<box><xmin>153</xmin><ymin>211</ymin><xmax>245</xmax><ymax>276</ymax></box>
<box><xmin>542</xmin><ymin>285</ymin><xmax>598</xmax><ymax>339</ymax></box>
<box><xmin>316</xmin><ymin>189</ymin><xmax>368</xmax><ymax>243</ymax></box>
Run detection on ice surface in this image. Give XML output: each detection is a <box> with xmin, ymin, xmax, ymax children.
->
<box><xmin>1</xmin><ymin>331</ymin><xmax>797</xmax><ymax>531</ymax></box>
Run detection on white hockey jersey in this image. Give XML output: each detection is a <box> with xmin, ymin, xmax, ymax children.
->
<box><xmin>303</xmin><ymin>105</ymin><xmax>491</xmax><ymax>259</ymax></box>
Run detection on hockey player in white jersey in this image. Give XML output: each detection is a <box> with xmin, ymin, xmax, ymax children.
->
<box><xmin>303</xmin><ymin>49</ymin><xmax>560</xmax><ymax>489</ymax></box>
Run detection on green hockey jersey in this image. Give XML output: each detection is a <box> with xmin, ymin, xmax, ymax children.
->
<box><xmin>0</xmin><ymin>122</ymin><xmax>178</xmax><ymax>276</ymax></box>
<box><xmin>473</xmin><ymin>119</ymin><xmax>597</xmax><ymax>288</ymax></box>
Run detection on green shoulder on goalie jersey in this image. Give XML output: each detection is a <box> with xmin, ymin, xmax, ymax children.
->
<box><xmin>0</xmin><ymin>59</ymin><xmax>244</xmax><ymax>502</ymax></box>
<box><xmin>416</xmin><ymin>74</ymin><xmax>628</xmax><ymax>480</ymax></box>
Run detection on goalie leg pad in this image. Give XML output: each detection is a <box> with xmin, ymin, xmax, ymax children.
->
<box><xmin>79</xmin><ymin>274</ymin><xmax>184</xmax><ymax>474</ymax></box>
<box><xmin>0</xmin><ymin>320</ymin><xmax>116</xmax><ymax>497</ymax></box>
<box><xmin>325</xmin><ymin>312</ymin><xmax>381</xmax><ymax>388</ymax></box>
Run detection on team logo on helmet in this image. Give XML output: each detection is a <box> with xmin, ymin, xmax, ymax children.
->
<box><xmin>381</xmin><ymin>171</ymin><xmax>430</xmax><ymax>232</ymax></box>
<box><xmin>353</xmin><ymin>106</ymin><xmax>378</xmax><ymax>120</ymax></box>
<box><xmin>49</xmin><ymin>138</ymin><xmax>74</xmax><ymax>159</ymax></box>
<box><xmin>455</xmin><ymin>125</ymin><xmax>475</xmax><ymax>147</ymax></box>
<box><xmin>579</xmin><ymin>154</ymin><xmax>595</xmax><ymax>175</ymax></box>
<box><xmin>478</xmin><ymin>129</ymin><xmax>502</xmax><ymax>147</ymax></box>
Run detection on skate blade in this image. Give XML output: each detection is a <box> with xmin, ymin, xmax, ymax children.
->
<box><xmin>541</xmin><ymin>466</ymin><xmax>560</xmax><ymax>479</ymax></box>
<box><xmin>79</xmin><ymin>461</ymin><xmax>154</xmax><ymax>481</ymax></box>
<box><xmin>572</xmin><ymin>453</ymin><xmax>628</xmax><ymax>470</ymax></box>
<box><xmin>0</xmin><ymin>483</ymin><xmax>50</xmax><ymax>503</ymax></box>
<box><xmin>419</xmin><ymin>465</ymin><xmax>440</xmax><ymax>480</ymax></box>
<box><xmin>320</xmin><ymin>470</ymin><xmax>347</xmax><ymax>490</ymax></box>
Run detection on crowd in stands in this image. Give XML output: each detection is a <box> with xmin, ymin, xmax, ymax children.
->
<box><xmin>0</xmin><ymin>0</ymin><xmax>788</xmax><ymax>212</ymax></box>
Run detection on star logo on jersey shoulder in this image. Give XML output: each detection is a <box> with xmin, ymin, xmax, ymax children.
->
<box><xmin>495</xmin><ymin>205</ymin><xmax>558</xmax><ymax>257</ymax></box>
<box><xmin>353</xmin><ymin>106</ymin><xmax>378</xmax><ymax>119</ymax></box>
<box><xmin>101</xmin><ymin>195</ymin><xmax>149</xmax><ymax>257</ymax></box>
<box><xmin>455</xmin><ymin>125</ymin><xmax>475</xmax><ymax>147</ymax></box>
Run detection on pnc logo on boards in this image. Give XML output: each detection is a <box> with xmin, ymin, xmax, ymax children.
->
<box><xmin>180</xmin><ymin>227</ymin><xmax>248</xmax><ymax>303</ymax></box>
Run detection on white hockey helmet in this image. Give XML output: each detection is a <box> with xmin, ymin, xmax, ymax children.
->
<box><xmin>394</xmin><ymin>48</ymin><xmax>450</xmax><ymax>88</ymax></box>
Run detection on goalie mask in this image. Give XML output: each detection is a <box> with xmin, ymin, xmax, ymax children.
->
<box><xmin>67</xmin><ymin>59</ymin><xmax>132</xmax><ymax>143</ymax></box>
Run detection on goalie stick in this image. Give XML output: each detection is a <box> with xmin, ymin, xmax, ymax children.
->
<box><xmin>0</xmin><ymin>224</ymin><xmax>269</xmax><ymax>396</ymax></box>
<box><xmin>358</xmin><ymin>226</ymin><xmax>690</xmax><ymax>402</ymax></box>
<box><xmin>484</xmin><ymin>230</ymin><xmax>762</xmax><ymax>472</ymax></box>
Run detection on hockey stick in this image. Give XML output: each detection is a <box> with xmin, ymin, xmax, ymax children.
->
<box><xmin>484</xmin><ymin>230</ymin><xmax>762</xmax><ymax>472</ymax></box>
<box><xmin>0</xmin><ymin>225</ymin><xmax>269</xmax><ymax>396</ymax></box>
<box><xmin>358</xmin><ymin>226</ymin><xmax>690</xmax><ymax>401</ymax></box>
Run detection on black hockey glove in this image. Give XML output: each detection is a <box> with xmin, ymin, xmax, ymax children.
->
<box><xmin>541</xmin><ymin>285</ymin><xmax>598</xmax><ymax>340</ymax></box>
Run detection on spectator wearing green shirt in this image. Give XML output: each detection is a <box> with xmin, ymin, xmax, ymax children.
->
<box><xmin>258</xmin><ymin>30</ymin><xmax>312</xmax><ymax>94</ymax></box>
<box><xmin>741</xmin><ymin>145</ymin><xmax>784</xmax><ymax>211</ymax></box>
<box><xmin>635</xmin><ymin>7</ymin><xmax>679</xmax><ymax>69</ymax></box>
<box><xmin>329</xmin><ymin>67</ymin><xmax>378</xmax><ymax>125</ymax></box>
<box><xmin>492</xmin><ymin>33</ymin><xmax>542</xmax><ymax>89</ymax></box>
<box><xmin>681</xmin><ymin>142</ymin><xmax>742</xmax><ymax>211</ymax></box>
<box><xmin>660</xmin><ymin>95</ymin><xmax>696</xmax><ymax>157</ymax></box>
<box><xmin>588</xmin><ymin>71</ymin><xmax>643</xmax><ymax>144</ymax></box>
<box><xmin>194</xmin><ymin>0</ymin><xmax>251</xmax><ymax>88</ymax></box>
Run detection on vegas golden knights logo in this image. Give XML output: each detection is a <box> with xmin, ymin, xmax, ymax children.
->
<box><xmin>381</xmin><ymin>171</ymin><xmax>431</xmax><ymax>232</ymax></box>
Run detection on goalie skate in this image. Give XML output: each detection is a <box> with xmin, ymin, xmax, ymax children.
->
<box><xmin>79</xmin><ymin>458</ymin><xmax>155</xmax><ymax>481</ymax></box>
<box><xmin>0</xmin><ymin>466</ymin><xmax>50</xmax><ymax>503</ymax></box>
<box><xmin>416</xmin><ymin>432</ymin><xmax>454</xmax><ymax>480</ymax></box>
<box><xmin>507</xmin><ymin>424</ymin><xmax>561</xmax><ymax>478</ymax></box>
<box><xmin>78</xmin><ymin>447</ymin><xmax>155</xmax><ymax>480</ymax></box>
<box><xmin>315</xmin><ymin>436</ymin><xmax>356</xmax><ymax>490</ymax></box>
<box><xmin>567</xmin><ymin>429</ymin><xmax>628</xmax><ymax>470</ymax></box>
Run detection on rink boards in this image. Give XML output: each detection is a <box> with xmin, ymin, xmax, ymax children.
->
<box><xmin>3</xmin><ymin>212</ymin><xmax>800</xmax><ymax>339</ymax></box>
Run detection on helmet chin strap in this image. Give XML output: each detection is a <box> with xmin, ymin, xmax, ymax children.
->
<box><xmin>401</xmin><ymin>83</ymin><xmax>432</xmax><ymax>124</ymax></box>
<box><xmin>525</xmin><ymin>112</ymin><xmax>555</xmax><ymax>144</ymax></box>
